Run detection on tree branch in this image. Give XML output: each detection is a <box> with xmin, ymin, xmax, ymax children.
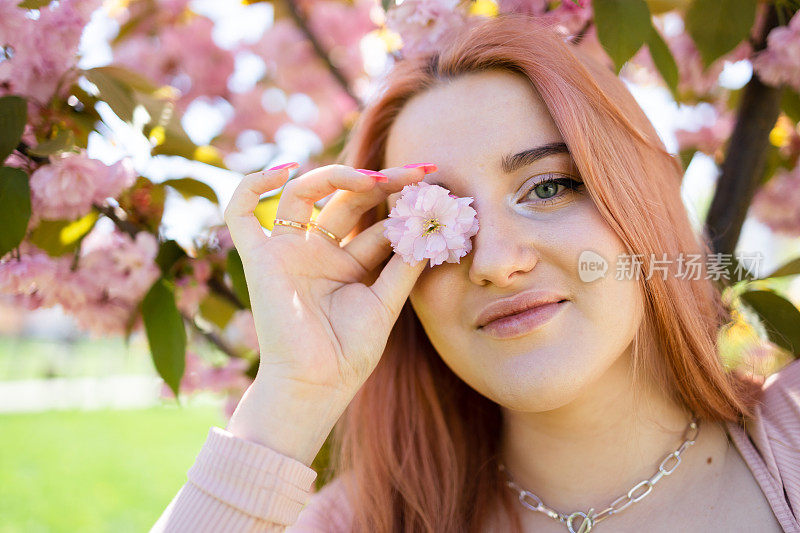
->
<box><xmin>285</xmin><ymin>0</ymin><xmax>362</xmax><ymax>109</ymax></box>
<box><xmin>93</xmin><ymin>203</ymin><xmax>141</xmax><ymax>238</ymax></box>
<box><xmin>704</xmin><ymin>3</ymin><xmax>783</xmax><ymax>263</ymax></box>
<box><xmin>182</xmin><ymin>312</ymin><xmax>243</xmax><ymax>360</ymax></box>
<box><xmin>207</xmin><ymin>276</ymin><xmax>246</xmax><ymax>309</ymax></box>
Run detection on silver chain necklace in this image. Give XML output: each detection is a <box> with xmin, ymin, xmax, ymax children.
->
<box><xmin>498</xmin><ymin>415</ymin><xmax>700</xmax><ymax>533</ymax></box>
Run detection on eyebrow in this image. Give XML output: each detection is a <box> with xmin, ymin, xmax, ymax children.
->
<box><xmin>425</xmin><ymin>141</ymin><xmax>572</xmax><ymax>192</ymax></box>
<box><xmin>501</xmin><ymin>141</ymin><xmax>571</xmax><ymax>174</ymax></box>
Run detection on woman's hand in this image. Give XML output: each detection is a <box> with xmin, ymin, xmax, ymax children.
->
<box><xmin>222</xmin><ymin>163</ymin><xmax>432</xmax><ymax>464</ymax></box>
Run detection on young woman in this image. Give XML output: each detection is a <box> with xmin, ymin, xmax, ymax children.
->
<box><xmin>152</xmin><ymin>14</ymin><xmax>800</xmax><ymax>533</ymax></box>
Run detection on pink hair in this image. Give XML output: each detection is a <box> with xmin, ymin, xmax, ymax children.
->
<box><xmin>320</xmin><ymin>13</ymin><xmax>761</xmax><ymax>532</ymax></box>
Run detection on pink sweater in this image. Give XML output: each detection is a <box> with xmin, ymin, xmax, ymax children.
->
<box><xmin>150</xmin><ymin>358</ymin><xmax>800</xmax><ymax>532</ymax></box>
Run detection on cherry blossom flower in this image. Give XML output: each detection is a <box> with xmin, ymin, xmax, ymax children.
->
<box><xmin>751</xmin><ymin>164</ymin><xmax>800</xmax><ymax>237</ymax></box>
<box><xmin>0</xmin><ymin>0</ymin><xmax>101</xmax><ymax>104</ymax></box>
<box><xmin>674</xmin><ymin>104</ymin><xmax>736</xmax><ymax>157</ymax></box>
<box><xmin>159</xmin><ymin>351</ymin><xmax>252</xmax><ymax>399</ymax></box>
<box><xmin>385</xmin><ymin>0</ymin><xmax>468</xmax><ymax>59</ymax></box>
<box><xmin>383</xmin><ymin>182</ymin><xmax>479</xmax><ymax>267</ymax></box>
<box><xmin>752</xmin><ymin>10</ymin><xmax>800</xmax><ymax>91</ymax></box>
<box><xmin>175</xmin><ymin>260</ymin><xmax>212</xmax><ymax>316</ymax></box>
<box><xmin>0</xmin><ymin>229</ymin><xmax>160</xmax><ymax>337</ymax></box>
<box><xmin>113</xmin><ymin>15</ymin><xmax>235</xmax><ymax>111</ymax></box>
<box><xmin>28</xmin><ymin>150</ymin><xmax>135</xmax><ymax>220</ymax></box>
<box><xmin>224</xmin><ymin>310</ymin><xmax>260</xmax><ymax>353</ymax></box>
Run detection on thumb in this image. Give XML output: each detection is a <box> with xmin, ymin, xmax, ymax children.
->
<box><xmin>370</xmin><ymin>252</ymin><xmax>427</xmax><ymax>321</ymax></box>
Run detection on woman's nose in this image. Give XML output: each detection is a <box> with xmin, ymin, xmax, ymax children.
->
<box><xmin>466</xmin><ymin>213</ymin><xmax>539</xmax><ymax>287</ymax></box>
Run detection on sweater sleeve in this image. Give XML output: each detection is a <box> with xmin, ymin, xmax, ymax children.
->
<box><xmin>150</xmin><ymin>426</ymin><xmax>322</xmax><ymax>532</ymax></box>
<box><xmin>745</xmin><ymin>357</ymin><xmax>800</xmax><ymax>525</ymax></box>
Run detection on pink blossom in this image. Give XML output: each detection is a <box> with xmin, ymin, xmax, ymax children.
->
<box><xmin>217</xmin><ymin>88</ymin><xmax>291</xmax><ymax>151</ymax></box>
<box><xmin>385</xmin><ymin>0</ymin><xmax>468</xmax><ymax>59</ymax></box>
<box><xmin>630</xmin><ymin>24</ymin><xmax>752</xmax><ymax>98</ymax></box>
<box><xmin>79</xmin><ymin>231</ymin><xmax>160</xmax><ymax>302</ymax></box>
<box><xmin>175</xmin><ymin>260</ymin><xmax>212</xmax><ymax>316</ymax></box>
<box><xmin>29</xmin><ymin>150</ymin><xmax>135</xmax><ymax>220</ymax></box>
<box><xmin>224</xmin><ymin>310</ymin><xmax>260</xmax><ymax>353</ymax></box>
<box><xmin>0</xmin><ymin>249</ymin><xmax>61</xmax><ymax>309</ymax></box>
<box><xmin>113</xmin><ymin>15</ymin><xmax>234</xmax><ymax>110</ymax></box>
<box><xmin>751</xmin><ymin>164</ymin><xmax>800</xmax><ymax>237</ymax></box>
<box><xmin>0</xmin><ymin>228</ymin><xmax>160</xmax><ymax>337</ymax></box>
<box><xmin>305</xmin><ymin>78</ymin><xmax>360</xmax><ymax>146</ymax></box>
<box><xmin>383</xmin><ymin>182</ymin><xmax>479</xmax><ymax>267</ymax></box>
<box><xmin>224</xmin><ymin>385</ymin><xmax>251</xmax><ymax>419</ymax></box>
<box><xmin>752</xmin><ymin>11</ymin><xmax>800</xmax><ymax>91</ymax></box>
<box><xmin>250</xmin><ymin>20</ymin><xmax>329</xmax><ymax>95</ymax></box>
<box><xmin>0</xmin><ymin>0</ymin><xmax>102</xmax><ymax>104</ymax></box>
<box><xmin>307</xmin><ymin>0</ymin><xmax>376</xmax><ymax>82</ymax></box>
<box><xmin>209</xmin><ymin>226</ymin><xmax>234</xmax><ymax>254</ymax></box>
<box><xmin>159</xmin><ymin>351</ymin><xmax>252</xmax><ymax>399</ymax></box>
<box><xmin>495</xmin><ymin>0</ymin><xmax>548</xmax><ymax>16</ymax></box>
<box><xmin>674</xmin><ymin>106</ymin><xmax>735</xmax><ymax>156</ymax></box>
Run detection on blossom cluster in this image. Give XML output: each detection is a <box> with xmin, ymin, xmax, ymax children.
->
<box><xmin>0</xmin><ymin>0</ymin><xmax>101</xmax><ymax>105</ymax></box>
<box><xmin>29</xmin><ymin>150</ymin><xmax>136</xmax><ymax>221</ymax></box>
<box><xmin>0</xmin><ymin>229</ymin><xmax>160</xmax><ymax>336</ymax></box>
<box><xmin>752</xmin><ymin>10</ymin><xmax>800</xmax><ymax>91</ymax></box>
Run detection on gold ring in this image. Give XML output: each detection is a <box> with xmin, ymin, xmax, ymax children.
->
<box><xmin>273</xmin><ymin>218</ymin><xmax>307</xmax><ymax>231</ymax></box>
<box><xmin>308</xmin><ymin>220</ymin><xmax>341</xmax><ymax>245</ymax></box>
<box><xmin>273</xmin><ymin>218</ymin><xmax>341</xmax><ymax>245</ymax></box>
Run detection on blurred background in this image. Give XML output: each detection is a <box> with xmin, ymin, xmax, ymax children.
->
<box><xmin>2</xmin><ymin>0</ymin><xmax>800</xmax><ymax>530</ymax></box>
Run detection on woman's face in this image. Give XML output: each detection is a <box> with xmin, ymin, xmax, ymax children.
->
<box><xmin>383</xmin><ymin>70</ymin><xmax>644</xmax><ymax>411</ymax></box>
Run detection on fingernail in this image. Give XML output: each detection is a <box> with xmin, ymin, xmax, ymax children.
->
<box><xmin>403</xmin><ymin>163</ymin><xmax>438</xmax><ymax>174</ymax></box>
<box><xmin>268</xmin><ymin>162</ymin><xmax>300</xmax><ymax>171</ymax></box>
<box><xmin>355</xmin><ymin>168</ymin><xmax>389</xmax><ymax>182</ymax></box>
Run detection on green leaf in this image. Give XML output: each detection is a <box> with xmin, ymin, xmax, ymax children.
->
<box><xmin>761</xmin><ymin>257</ymin><xmax>800</xmax><ymax>279</ymax></box>
<box><xmin>739</xmin><ymin>289</ymin><xmax>800</xmax><ymax>357</ymax></box>
<box><xmin>226</xmin><ymin>248</ymin><xmax>251</xmax><ymax>309</ymax></box>
<box><xmin>29</xmin><ymin>212</ymin><xmax>98</xmax><ymax>257</ymax></box>
<box><xmin>685</xmin><ymin>0</ymin><xmax>757</xmax><ymax>69</ymax></box>
<box><xmin>0</xmin><ymin>96</ymin><xmax>28</xmax><ymax>164</ymax></box>
<box><xmin>0</xmin><ymin>166</ymin><xmax>31</xmax><ymax>256</ymax></box>
<box><xmin>381</xmin><ymin>0</ymin><xmax>394</xmax><ymax>11</ymax></box>
<box><xmin>645</xmin><ymin>25</ymin><xmax>679</xmax><ymax>100</ymax></box>
<box><xmin>162</xmin><ymin>178</ymin><xmax>219</xmax><ymax>204</ymax></box>
<box><xmin>199</xmin><ymin>291</ymin><xmax>237</xmax><ymax>329</ymax></box>
<box><xmin>593</xmin><ymin>0</ymin><xmax>653</xmax><ymax>74</ymax></box>
<box><xmin>781</xmin><ymin>89</ymin><xmax>800</xmax><ymax>123</ymax></box>
<box><xmin>155</xmin><ymin>239</ymin><xmax>188</xmax><ymax>276</ymax></box>
<box><xmin>28</xmin><ymin>128</ymin><xmax>76</xmax><ymax>157</ymax></box>
<box><xmin>17</xmin><ymin>0</ymin><xmax>52</xmax><ymax>8</ymax></box>
<box><xmin>142</xmin><ymin>278</ymin><xmax>187</xmax><ymax>398</ymax></box>
<box><xmin>83</xmin><ymin>68</ymin><xmax>136</xmax><ymax>123</ymax></box>
<box><xmin>88</xmin><ymin>65</ymin><xmax>160</xmax><ymax>94</ymax></box>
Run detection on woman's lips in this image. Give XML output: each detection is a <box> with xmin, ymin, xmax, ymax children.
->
<box><xmin>477</xmin><ymin>300</ymin><xmax>568</xmax><ymax>339</ymax></box>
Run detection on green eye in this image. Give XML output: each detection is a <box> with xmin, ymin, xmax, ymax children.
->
<box><xmin>521</xmin><ymin>174</ymin><xmax>583</xmax><ymax>205</ymax></box>
<box><xmin>532</xmin><ymin>181</ymin><xmax>559</xmax><ymax>199</ymax></box>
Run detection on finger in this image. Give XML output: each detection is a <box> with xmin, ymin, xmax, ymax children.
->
<box><xmin>341</xmin><ymin>218</ymin><xmax>394</xmax><ymax>273</ymax></box>
<box><xmin>224</xmin><ymin>163</ymin><xmax>299</xmax><ymax>252</ymax></box>
<box><xmin>311</xmin><ymin>164</ymin><xmax>435</xmax><ymax>241</ymax></box>
<box><xmin>370</xmin><ymin>251</ymin><xmax>427</xmax><ymax>322</ymax></box>
<box><xmin>271</xmin><ymin>164</ymin><xmax>388</xmax><ymax>240</ymax></box>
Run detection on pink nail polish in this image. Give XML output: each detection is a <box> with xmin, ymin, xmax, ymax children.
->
<box><xmin>403</xmin><ymin>163</ymin><xmax>438</xmax><ymax>174</ymax></box>
<box><xmin>355</xmin><ymin>168</ymin><xmax>389</xmax><ymax>182</ymax></box>
<box><xmin>268</xmin><ymin>162</ymin><xmax>300</xmax><ymax>171</ymax></box>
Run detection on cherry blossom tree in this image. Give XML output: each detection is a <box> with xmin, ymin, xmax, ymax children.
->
<box><xmin>1</xmin><ymin>0</ymin><xmax>799</xmax><ymax>424</ymax></box>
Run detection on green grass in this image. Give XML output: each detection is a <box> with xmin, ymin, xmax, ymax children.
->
<box><xmin>0</xmin><ymin>404</ymin><xmax>227</xmax><ymax>532</ymax></box>
<box><xmin>0</xmin><ymin>335</ymin><xmax>155</xmax><ymax>380</ymax></box>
